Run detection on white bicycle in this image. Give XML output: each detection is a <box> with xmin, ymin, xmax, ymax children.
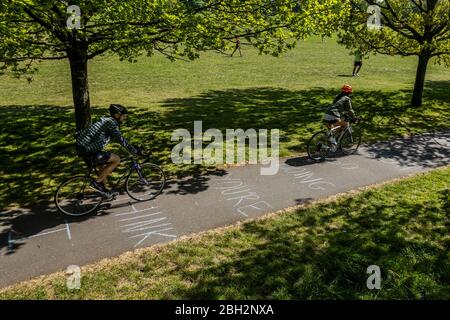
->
<box><xmin>307</xmin><ymin>116</ymin><xmax>363</xmax><ymax>161</ymax></box>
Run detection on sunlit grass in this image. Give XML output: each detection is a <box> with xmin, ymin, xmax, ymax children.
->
<box><xmin>1</xmin><ymin>167</ymin><xmax>448</xmax><ymax>299</ymax></box>
<box><xmin>0</xmin><ymin>37</ymin><xmax>449</xmax><ymax>210</ymax></box>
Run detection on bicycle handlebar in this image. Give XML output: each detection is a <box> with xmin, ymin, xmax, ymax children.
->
<box><xmin>343</xmin><ymin>114</ymin><xmax>362</xmax><ymax>124</ymax></box>
<box><xmin>124</xmin><ymin>148</ymin><xmax>150</xmax><ymax>161</ymax></box>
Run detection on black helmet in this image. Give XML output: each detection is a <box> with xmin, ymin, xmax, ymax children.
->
<box><xmin>109</xmin><ymin>104</ymin><xmax>128</xmax><ymax>116</ymax></box>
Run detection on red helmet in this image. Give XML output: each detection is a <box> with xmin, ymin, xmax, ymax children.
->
<box><xmin>341</xmin><ymin>84</ymin><xmax>353</xmax><ymax>94</ymax></box>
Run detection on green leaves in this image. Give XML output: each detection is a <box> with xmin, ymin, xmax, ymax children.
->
<box><xmin>0</xmin><ymin>0</ymin><xmax>351</xmax><ymax>127</ymax></box>
<box><xmin>1</xmin><ymin>0</ymin><xmax>349</xmax><ymax>71</ymax></box>
<box><xmin>338</xmin><ymin>0</ymin><xmax>450</xmax><ymax>64</ymax></box>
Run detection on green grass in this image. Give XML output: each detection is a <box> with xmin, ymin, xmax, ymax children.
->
<box><xmin>1</xmin><ymin>167</ymin><xmax>449</xmax><ymax>299</ymax></box>
<box><xmin>0</xmin><ymin>37</ymin><xmax>449</xmax><ymax>210</ymax></box>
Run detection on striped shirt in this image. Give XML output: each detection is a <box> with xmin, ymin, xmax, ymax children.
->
<box><xmin>75</xmin><ymin>116</ymin><xmax>137</xmax><ymax>154</ymax></box>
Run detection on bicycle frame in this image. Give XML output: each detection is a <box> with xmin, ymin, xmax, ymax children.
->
<box><xmin>86</xmin><ymin>155</ymin><xmax>150</xmax><ymax>191</ymax></box>
<box><xmin>307</xmin><ymin>117</ymin><xmax>362</xmax><ymax>161</ymax></box>
<box><xmin>327</xmin><ymin>123</ymin><xmax>350</xmax><ymax>142</ymax></box>
<box><xmin>55</xmin><ymin>151</ymin><xmax>164</xmax><ymax>216</ymax></box>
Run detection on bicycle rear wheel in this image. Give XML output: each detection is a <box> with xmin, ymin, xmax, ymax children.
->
<box><xmin>307</xmin><ymin>131</ymin><xmax>330</xmax><ymax>161</ymax></box>
<box><xmin>340</xmin><ymin>128</ymin><xmax>362</xmax><ymax>155</ymax></box>
<box><xmin>126</xmin><ymin>163</ymin><xmax>166</xmax><ymax>201</ymax></box>
<box><xmin>55</xmin><ymin>176</ymin><xmax>103</xmax><ymax>216</ymax></box>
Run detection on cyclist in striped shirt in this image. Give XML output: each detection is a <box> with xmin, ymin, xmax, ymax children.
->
<box><xmin>75</xmin><ymin>104</ymin><xmax>140</xmax><ymax>194</ymax></box>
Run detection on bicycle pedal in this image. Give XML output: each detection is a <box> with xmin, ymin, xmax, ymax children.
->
<box><xmin>107</xmin><ymin>192</ymin><xmax>119</xmax><ymax>200</ymax></box>
<box><xmin>103</xmin><ymin>195</ymin><xmax>114</xmax><ymax>201</ymax></box>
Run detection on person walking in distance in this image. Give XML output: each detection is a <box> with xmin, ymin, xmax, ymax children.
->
<box><xmin>231</xmin><ymin>36</ymin><xmax>242</xmax><ymax>57</ymax></box>
<box><xmin>353</xmin><ymin>48</ymin><xmax>363</xmax><ymax>77</ymax></box>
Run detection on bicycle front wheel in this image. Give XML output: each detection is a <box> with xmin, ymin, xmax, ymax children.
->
<box><xmin>340</xmin><ymin>128</ymin><xmax>362</xmax><ymax>155</ymax></box>
<box><xmin>55</xmin><ymin>176</ymin><xmax>104</xmax><ymax>216</ymax></box>
<box><xmin>307</xmin><ymin>131</ymin><xmax>330</xmax><ymax>161</ymax></box>
<box><xmin>126</xmin><ymin>163</ymin><xmax>166</xmax><ymax>201</ymax></box>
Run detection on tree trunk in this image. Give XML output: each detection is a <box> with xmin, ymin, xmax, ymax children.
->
<box><xmin>411</xmin><ymin>53</ymin><xmax>430</xmax><ymax>107</ymax></box>
<box><xmin>69</xmin><ymin>51</ymin><xmax>91</xmax><ymax>131</ymax></box>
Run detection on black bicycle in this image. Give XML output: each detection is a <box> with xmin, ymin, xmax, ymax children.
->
<box><xmin>307</xmin><ymin>115</ymin><xmax>363</xmax><ymax>161</ymax></box>
<box><xmin>55</xmin><ymin>150</ymin><xmax>166</xmax><ymax>216</ymax></box>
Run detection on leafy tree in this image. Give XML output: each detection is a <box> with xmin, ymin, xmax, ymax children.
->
<box><xmin>0</xmin><ymin>0</ymin><xmax>347</xmax><ymax>130</ymax></box>
<box><xmin>338</xmin><ymin>0</ymin><xmax>450</xmax><ymax>107</ymax></box>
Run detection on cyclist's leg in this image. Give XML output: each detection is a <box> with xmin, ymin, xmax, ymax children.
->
<box><xmin>333</xmin><ymin>120</ymin><xmax>348</xmax><ymax>138</ymax></box>
<box><xmin>95</xmin><ymin>153</ymin><xmax>120</xmax><ymax>184</ymax></box>
<box><xmin>323</xmin><ymin>120</ymin><xmax>333</xmax><ymax>129</ymax></box>
<box><xmin>323</xmin><ymin>114</ymin><xmax>339</xmax><ymax>129</ymax></box>
<box><xmin>95</xmin><ymin>163</ymin><xmax>109</xmax><ymax>184</ymax></box>
<box><xmin>323</xmin><ymin>117</ymin><xmax>339</xmax><ymax>132</ymax></box>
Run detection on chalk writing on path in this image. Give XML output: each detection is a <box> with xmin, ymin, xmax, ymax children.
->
<box><xmin>332</xmin><ymin>160</ymin><xmax>360</xmax><ymax>170</ymax></box>
<box><xmin>212</xmin><ymin>174</ymin><xmax>273</xmax><ymax>217</ymax></box>
<box><xmin>7</xmin><ymin>220</ymin><xmax>72</xmax><ymax>254</ymax></box>
<box><xmin>280</xmin><ymin>158</ymin><xmax>361</xmax><ymax>190</ymax></box>
<box><xmin>116</xmin><ymin>202</ymin><xmax>177</xmax><ymax>248</ymax></box>
<box><xmin>280</xmin><ymin>166</ymin><xmax>336</xmax><ymax>191</ymax></box>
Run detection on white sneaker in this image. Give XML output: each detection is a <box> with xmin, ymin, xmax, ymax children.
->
<box><xmin>103</xmin><ymin>191</ymin><xmax>119</xmax><ymax>201</ymax></box>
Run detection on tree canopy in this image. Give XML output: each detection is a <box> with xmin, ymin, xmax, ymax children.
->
<box><xmin>0</xmin><ymin>0</ymin><xmax>348</xmax><ymax>130</ymax></box>
<box><xmin>338</xmin><ymin>0</ymin><xmax>450</xmax><ymax>106</ymax></box>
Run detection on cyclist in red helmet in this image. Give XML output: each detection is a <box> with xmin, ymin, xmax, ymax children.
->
<box><xmin>322</xmin><ymin>85</ymin><xmax>356</xmax><ymax>148</ymax></box>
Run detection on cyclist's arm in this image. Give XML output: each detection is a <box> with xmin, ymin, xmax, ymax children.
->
<box><xmin>107</xmin><ymin>121</ymin><xmax>138</xmax><ymax>154</ymax></box>
<box><xmin>343</xmin><ymin>97</ymin><xmax>355</xmax><ymax>118</ymax></box>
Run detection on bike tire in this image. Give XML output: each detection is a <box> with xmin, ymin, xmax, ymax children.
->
<box><xmin>307</xmin><ymin>131</ymin><xmax>330</xmax><ymax>161</ymax></box>
<box><xmin>126</xmin><ymin>163</ymin><xmax>166</xmax><ymax>202</ymax></box>
<box><xmin>340</xmin><ymin>128</ymin><xmax>362</xmax><ymax>155</ymax></box>
<box><xmin>54</xmin><ymin>175</ymin><xmax>104</xmax><ymax>217</ymax></box>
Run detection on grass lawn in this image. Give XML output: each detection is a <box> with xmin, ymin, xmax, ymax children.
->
<box><xmin>0</xmin><ymin>37</ymin><xmax>449</xmax><ymax>211</ymax></box>
<box><xmin>1</xmin><ymin>166</ymin><xmax>449</xmax><ymax>299</ymax></box>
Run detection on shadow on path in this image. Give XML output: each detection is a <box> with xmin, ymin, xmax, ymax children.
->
<box><xmin>1</xmin><ymin>82</ymin><xmax>449</xmax><ymax>254</ymax></box>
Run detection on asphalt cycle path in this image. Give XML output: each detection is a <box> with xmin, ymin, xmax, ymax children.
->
<box><xmin>0</xmin><ymin>131</ymin><xmax>449</xmax><ymax>288</ymax></box>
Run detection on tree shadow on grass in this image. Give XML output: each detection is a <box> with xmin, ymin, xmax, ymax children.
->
<box><xmin>2</xmin><ymin>85</ymin><xmax>449</xmax><ymax>212</ymax></box>
<box><xmin>423</xmin><ymin>80</ymin><xmax>450</xmax><ymax>104</ymax></box>
<box><xmin>159</xmin><ymin>84</ymin><xmax>450</xmax><ymax>168</ymax></box>
<box><xmin>0</xmin><ymin>104</ymin><xmax>225</xmax><ymax>210</ymax></box>
<box><xmin>0</xmin><ymin>105</ymin><xmax>83</xmax><ymax>214</ymax></box>
<box><xmin>0</xmin><ymin>105</ymin><xmax>223</xmax><ymax>254</ymax></box>
<box><xmin>163</xmin><ymin>182</ymin><xmax>450</xmax><ymax>299</ymax></box>
<box><xmin>2</xmin><ymin>82</ymin><xmax>449</xmax><ymax>210</ymax></box>
<box><xmin>159</xmin><ymin>84</ymin><xmax>449</xmax><ymax>151</ymax></box>
<box><xmin>0</xmin><ymin>83</ymin><xmax>448</xmax><ymax>253</ymax></box>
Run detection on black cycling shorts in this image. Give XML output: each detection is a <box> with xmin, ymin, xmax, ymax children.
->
<box><xmin>76</xmin><ymin>145</ymin><xmax>111</xmax><ymax>165</ymax></box>
<box><xmin>323</xmin><ymin>119</ymin><xmax>339</xmax><ymax>125</ymax></box>
<box><xmin>88</xmin><ymin>151</ymin><xmax>112</xmax><ymax>165</ymax></box>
